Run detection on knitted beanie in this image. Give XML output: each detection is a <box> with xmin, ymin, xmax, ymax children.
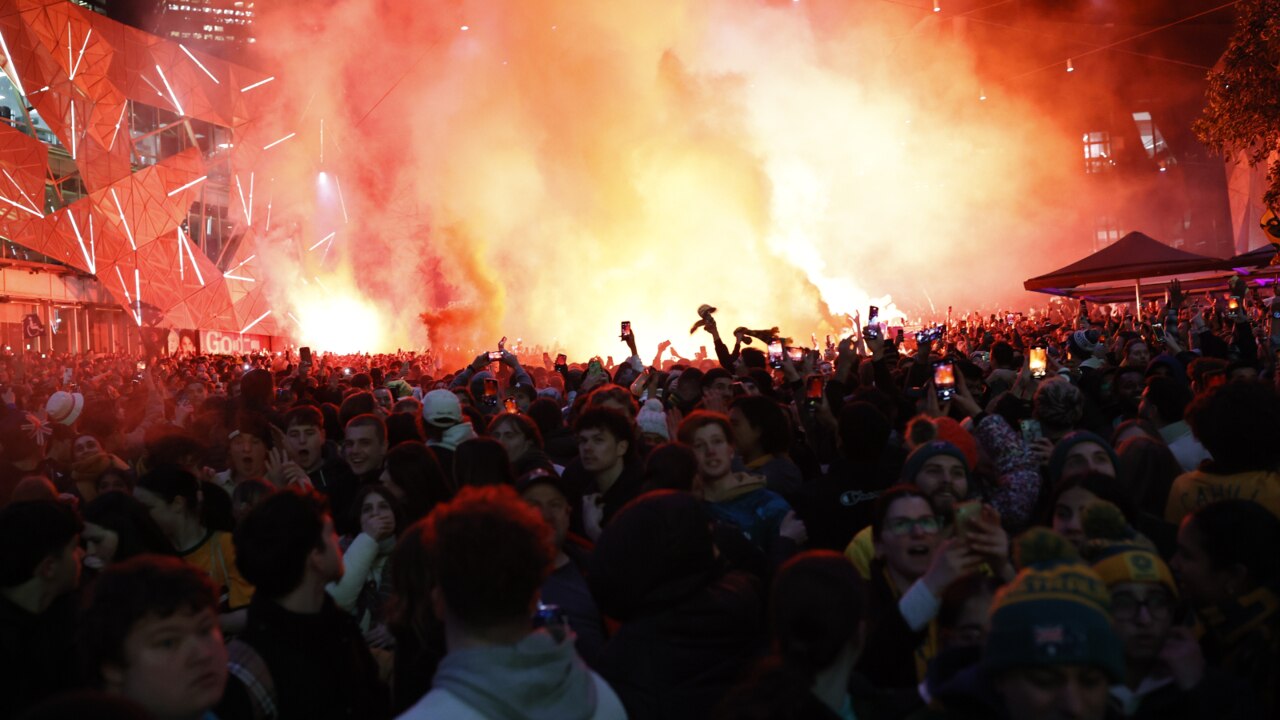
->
<box><xmin>901</xmin><ymin>441</ymin><xmax>970</xmax><ymax>486</ymax></box>
<box><xmin>983</xmin><ymin>528</ymin><xmax>1125</xmax><ymax>683</ymax></box>
<box><xmin>1046</xmin><ymin>431</ymin><xmax>1118</xmax><ymax>485</ymax></box>
<box><xmin>1081</xmin><ymin>502</ymin><xmax>1177</xmax><ymax>597</ymax></box>
<box><xmin>636</xmin><ymin>399</ymin><xmax>669</xmax><ymax>441</ymax></box>
<box><xmin>932</xmin><ymin>418</ymin><xmax>979</xmax><ymax>471</ymax></box>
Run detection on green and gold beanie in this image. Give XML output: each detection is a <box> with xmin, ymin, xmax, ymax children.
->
<box><xmin>983</xmin><ymin>528</ymin><xmax>1125</xmax><ymax>683</ymax></box>
<box><xmin>1081</xmin><ymin>502</ymin><xmax>1177</xmax><ymax>598</ymax></box>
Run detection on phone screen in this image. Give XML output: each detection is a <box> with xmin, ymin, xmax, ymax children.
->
<box><xmin>488</xmin><ymin>350</ymin><xmax>503</xmax><ymax>361</ymax></box>
<box><xmin>621</xmin><ymin>321</ymin><xmax>631</xmax><ymax>338</ymax></box>
<box><xmin>1029</xmin><ymin>347</ymin><xmax>1047</xmax><ymax>379</ymax></box>
<box><xmin>787</xmin><ymin>347</ymin><xmax>804</xmax><ymax>363</ymax></box>
<box><xmin>555</xmin><ymin>353</ymin><xmax>567</xmax><ymax>366</ymax></box>
<box><xmin>805</xmin><ymin>375</ymin><xmax>823</xmax><ymax>400</ymax></box>
<box><xmin>1228</xmin><ymin>297</ymin><xmax>1240</xmax><ymax>311</ymax></box>
<box><xmin>300</xmin><ymin>347</ymin><xmax>312</xmax><ymax>364</ymax></box>
<box><xmin>504</xmin><ymin>397</ymin><xmax>518</xmax><ymax>413</ymax></box>
<box><xmin>933</xmin><ymin>361</ymin><xmax>956</xmax><ymax>401</ymax></box>
<box><xmin>868</xmin><ymin>305</ymin><xmax>880</xmax><ymax>326</ymax></box>
<box><xmin>483</xmin><ymin>378</ymin><xmax>499</xmax><ymax>398</ymax></box>
<box><xmin>767</xmin><ymin>341</ymin><xmax>783</xmax><ymax>368</ymax></box>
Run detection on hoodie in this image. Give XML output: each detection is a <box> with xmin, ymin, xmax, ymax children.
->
<box><xmin>430</xmin><ymin>421</ymin><xmax>478</xmax><ymax>452</ymax></box>
<box><xmin>396</xmin><ymin>629</ymin><xmax>625</xmax><ymax>720</ymax></box>
<box><xmin>702</xmin><ymin>472</ymin><xmax>791</xmax><ymax>552</ymax></box>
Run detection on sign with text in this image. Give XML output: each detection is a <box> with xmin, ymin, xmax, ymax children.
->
<box><xmin>199</xmin><ymin>329</ymin><xmax>272</xmax><ymax>356</ymax></box>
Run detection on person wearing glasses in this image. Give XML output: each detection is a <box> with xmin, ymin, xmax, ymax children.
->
<box><xmin>1084</xmin><ymin>501</ymin><xmax>1258</xmax><ymax>718</ymax></box>
<box><xmin>856</xmin><ymin>485</ymin><xmax>984</xmax><ymax>693</ymax></box>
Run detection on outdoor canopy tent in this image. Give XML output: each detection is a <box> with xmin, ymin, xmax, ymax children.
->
<box><xmin>1023</xmin><ymin>231</ymin><xmax>1223</xmax><ymax>295</ymax></box>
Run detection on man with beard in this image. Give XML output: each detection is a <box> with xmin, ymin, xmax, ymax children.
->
<box><xmin>846</xmin><ymin>441</ymin><xmax>1009</xmax><ymax>581</ymax></box>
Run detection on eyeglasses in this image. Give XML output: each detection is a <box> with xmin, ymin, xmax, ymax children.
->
<box><xmin>1111</xmin><ymin>592</ymin><xmax>1175</xmax><ymax>621</ymax></box>
<box><xmin>885</xmin><ymin>516</ymin><xmax>941</xmax><ymax>536</ymax></box>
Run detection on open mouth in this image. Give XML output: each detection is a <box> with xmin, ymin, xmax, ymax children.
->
<box><xmin>907</xmin><ymin>544</ymin><xmax>931</xmax><ymax>558</ymax></box>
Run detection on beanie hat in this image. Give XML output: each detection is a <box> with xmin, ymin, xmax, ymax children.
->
<box><xmin>983</xmin><ymin>528</ymin><xmax>1125</xmax><ymax>683</ymax></box>
<box><xmin>1068</xmin><ymin>329</ymin><xmax>1102</xmax><ymax>358</ymax></box>
<box><xmin>45</xmin><ymin>391</ymin><xmax>84</xmax><ymax>426</ymax></box>
<box><xmin>901</xmin><ymin>441</ymin><xmax>970</xmax><ymax>486</ymax></box>
<box><xmin>932</xmin><ymin>418</ymin><xmax>979</xmax><ymax>471</ymax></box>
<box><xmin>636</xmin><ymin>399</ymin><xmax>669</xmax><ymax>441</ymax></box>
<box><xmin>1047</xmin><ymin>431</ymin><xmax>1118</xmax><ymax>485</ymax></box>
<box><xmin>1081</xmin><ymin>502</ymin><xmax>1177</xmax><ymax>598</ymax></box>
<box><xmin>422</xmin><ymin>389</ymin><xmax>463</xmax><ymax>428</ymax></box>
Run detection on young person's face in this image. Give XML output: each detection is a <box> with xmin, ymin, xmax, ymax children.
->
<box><xmin>875</xmin><ymin>496</ymin><xmax>941</xmax><ymax>582</ymax></box>
<box><xmin>1170</xmin><ymin>519</ymin><xmax>1233</xmax><ymax>609</ymax></box>
<box><xmin>1051</xmin><ymin>486</ymin><xmax>1098</xmax><ymax>550</ymax></box>
<box><xmin>1059</xmin><ymin>442</ymin><xmax>1114</xmax><ymax>484</ymax></box>
<box><xmin>82</xmin><ymin>522</ymin><xmax>119</xmax><ymax>570</ymax></box>
<box><xmin>577</xmin><ymin>427</ymin><xmax>628</xmax><ymax>475</ymax></box>
<box><xmin>913</xmin><ymin>455</ymin><xmax>968</xmax><ymax>512</ymax></box>
<box><xmin>690</xmin><ymin>423</ymin><xmax>735</xmax><ymax>482</ymax></box>
<box><xmin>491</xmin><ymin>421</ymin><xmax>532</xmax><ymax>461</ymax></box>
<box><xmin>107</xmin><ymin>606</ymin><xmax>227</xmax><ymax>720</ymax></box>
<box><xmin>998</xmin><ymin>665</ymin><xmax>1109</xmax><ymax>720</ymax></box>
<box><xmin>360</xmin><ymin>491</ymin><xmax>396</xmax><ymax>536</ymax></box>
<box><xmin>229</xmin><ymin>434</ymin><xmax>267</xmax><ymax>479</ymax></box>
<box><xmin>343</xmin><ymin>425</ymin><xmax>387</xmax><ymax>477</ymax></box>
<box><xmin>1109</xmin><ymin>581</ymin><xmax>1175</xmax><ymax>666</ymax></box>
<box><xmin>73</xmin><ymin>435</ymin><xmax>102</xmax><ymax>463</ymax></box>
<box><xmin>285</xmin><ymin>423</ymin><xmax>325</xmax><ymax>471</ymax></box>
<box><xmin>522</xmin><ymin>483</ymin><xmax>571</xmax><ymax>549</ymax></box>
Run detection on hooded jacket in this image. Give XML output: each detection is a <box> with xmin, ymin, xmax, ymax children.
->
<box><xmin>396</xmin><ymin>630</ymin><xmax>625</xmax><ymax>720</ymax></box>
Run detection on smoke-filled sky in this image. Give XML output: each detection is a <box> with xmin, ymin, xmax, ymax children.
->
<box><xmin>245</xmin><ymin>0</ymin><xmax>1084</xmax><ymax>357</ymax></box>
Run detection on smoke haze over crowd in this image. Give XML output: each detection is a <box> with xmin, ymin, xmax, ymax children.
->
<box><xmin>246</xmin><ymin>0</ymin><xmax>1084</xmax><ymax>358</ymax></box>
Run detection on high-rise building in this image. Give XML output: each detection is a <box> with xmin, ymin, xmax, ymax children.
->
<box><xmin>154</xmin><ymin>0</ymin><xmax>256</xmax><ymax>58</ymax></box>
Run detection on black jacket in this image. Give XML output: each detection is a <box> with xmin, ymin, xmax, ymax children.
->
<box><xmin>0</xmin><ymin>591</ymin><xmax>79</xmax><ymax>719</ymax></box>
<box><xmin>216</xmin><ymin>595</ymin><xmax>388</xmax><ymax>720</ymax></box>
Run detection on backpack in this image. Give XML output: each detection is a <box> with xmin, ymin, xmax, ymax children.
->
<box><xmin>226</xmin><ymin>638</ymin><xmax>278</xmax><ymax>720</ymax></box>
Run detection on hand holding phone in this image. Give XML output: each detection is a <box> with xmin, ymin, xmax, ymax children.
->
<box><xmin>1029</xmin><ymin>347</ymin><xmax>1047</xmax><ymax>380</ymax></box>
<box><xmin>767</xmin><ymin>341</ymin><xmax>784</xmax><ymax>369</ymax></box>
<box><xmin>933</xmin><ymin>361</ymin><xmax>956</xmax><ymax>402</ymax></box>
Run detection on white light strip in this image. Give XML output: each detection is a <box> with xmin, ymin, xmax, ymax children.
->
<box><xmin>67</xmin><ymin>212</ymin><xmax>95</xmax><ymax>273</ymax></box>
<box><xmin>69</xmin><ymin>101</ymin><xmax>76</xmax><ymax>159</ymax></box>
<box><xmin>179</xmin><ymin>44</ymin><xmax>219</xmax><ymax>84</ymax></box>
<box><xmin>308</xmin><ymin>231</ymin><xmax>335</xmax><ymax>251</ymax></box>
<box><xmin>240</xmin><ymin>309</ymin><xmax>271</xmax><ymax>335</ymax></box>
<box><xmin>262</xmin><ymin>132</ymin><xmax>295</xmax><ymax>151</ymax></box>
<box><xmin>234</xmin><ymin>174</ymin><xmax>249</xmax><ymax>224</ymax></box>
<box><xmin>154</xmin><ymin>64</ymin><xmax>183</xmax><ymax>115</ymax></box>
<box><xmin>177</xmin><ymin>226</ymin><xmax>184</xmax><ymax>280</ymax></box>
<box><xmin>87</xmin><ymin>214</ymin><xmax>95</xmax><ymax>272</ymax></box>
<box><xmin>239</xmin><ymin>76</ymin><xmax>275</xmax><ymax>92</ymax></box>
<box><xmin>0</xmin><ymin>31</ymin><xmax>25</xmax><ymax>97</ymax></box>
<box><xmin>224</xmin><ymin>254</ymin><xmax>256</xmax><ymax>274</ymax></box>
<box><xmin>176</xmin><ymin>226</ymin><xmax>204</xmax><ymax>286</ymax></box>
<box><xmin>70</xmin><ymin>28</ymin><xmax>91</xmax><ymax>80</ymax></box>
<box><xmin>334</xmin><ymin>176</ymin><xmax>348</xmax><ymax>224</ymax></box>
<box><xmin>2</xmin><ymin>168</ymin><xmax>43</xmax><ymax>216</ymax></box>
<box><xmin>0</xmin><ymin>193</ymin><xmax>42</xmax><ymax>218</ymax></box>
<box><xmin>109</xmin><ymin>188</ymin><xmax>134</xmax><ymax>250</ymax></box>
<box><xmin>247</xmin><ymin>172</ymin><xmax>254</xmax><ymax>225</ymax></box>
<box><xmin>107</xmin><ymin>102</ymin><xmax>127</xmax><ymax>152</ymax></box>
<box><xmin>114</xmin><ymin>266</ymin><xmax>139</xmax><ymax>325</ymax></box>
<box><xmin>287</xmin><ymin>312</ymin><xmax>302</xmax><ymax>326</ymax></box>
<box><xmin>223</xmin><ymin>273</ymin><xmax>255</xmax><ymax>282</ymax></box>
<box><xmin>134</xmin><ymin>268</ymin><xmax>142</xmax><ymax>325</ymax></box>
<box><xmin>66</xmin><ymin>25</ymin><xmax>72</xmax><ymax>81</ymax></box>
<box><xmin>313</xmin><ymin>276</ymin><xmax>329</xmax><ymax>292</ymax></box>
<box><xmin>167</xmin><ymin>175</ymin><xmax>207</xmax><ymax>197</ymax></box>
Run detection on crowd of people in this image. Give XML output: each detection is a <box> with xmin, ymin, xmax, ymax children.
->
<box><xmin>2</xmin><ymin>279</ymin><xmax>1280</xmax><ymax>720</ymax></box>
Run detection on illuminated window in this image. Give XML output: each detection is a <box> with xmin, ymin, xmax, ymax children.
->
<box><xmin>1083</xmin><ymin>131</ymin><xmax>1112</xmax><ymax>174</ymax></box>
<box><xmin>1094</xmin><ymin>214</ymin><xmax>1122</xmax><ymax>250</ymax></box>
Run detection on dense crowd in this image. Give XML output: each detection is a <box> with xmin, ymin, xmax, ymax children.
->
<box><xmin>2</xmin><ymin>280</ymin><xmax>1280</xmax><ymax>720</ymax></box>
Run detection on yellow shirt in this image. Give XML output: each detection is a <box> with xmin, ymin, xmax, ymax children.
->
<box><xmin>844</xmin><ymin>526</ymin><xmax>875</xmax><ymax>580</ymax></box>
<box><xmin>1164</xmin><ymin>469</ymin><xmax>1280</xmax><ymax>526</ymax></box>
<box><xmin>180</xmin><ymin>530</ymin><xmax>254</xmax><ymax>610</ymax></box>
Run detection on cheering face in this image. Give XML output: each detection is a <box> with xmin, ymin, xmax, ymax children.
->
<box><xmin>343</xmin><ymin>425</ymin><xmax>387</xmax><ymax>477</ymax></box>
<box><xmin>82</xmin><ymin>522</ymin><xmax>119</xmax><ymax>571</ymax></box>
<box><xmin>229</xmin><ymin>434</ymin><xmax>268</xmax><ymax>480</ymax></box>
<box><xmin>105</xmin><ymin>606</ymin><xmax>228</xmax><ymax>720</ymax></box>
<box><xmin>285</xmin><ymin>423</ymin><xmax>325</xmax><ymax>472</ymax></box>
<box><xmin>912</xmin><ymin>455</ymin><xmax>968</xmax><ymax>513</ymax></box>
<box><xmin>875</xmin><ymin>496</ymin><xmax>941</xmax><ymax>582</ymax></box>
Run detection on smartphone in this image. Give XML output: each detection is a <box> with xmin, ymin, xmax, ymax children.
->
<box><xmin>300</xmin><ymin>346</ymin><xmax>312</xmax><ymax>365</ymax></box>
<box><xmin>805</xmin><ymin>375</ymin><xmax>823</xmax><ymax>400</ymax></box>
<box><xmin>933</xmin><ymin>361</ymin><xmax>956</xmax><ymax>402</ymax></box>
<box><xmin>1006</xmin><ymin>313</ymin><xmax>1015</xmax><ymax>325</ymax></box>
<box><xmin>483</xmin><ymin>377</ymin><xmax>499</xmax><ymax>403</ymax></box>
<box><xmin>954</xmin><ymin>500</ymin><xmax>983</xmax><ymax>543</ymax></box>
<box><xmin>1029</xmin><ymin>347</ymin><xmax>1047</xmax><ymax>380</ymax></box>
<box><xmin>1020</xmin><ymin>418</ymin><xmax>1043</xmax><ymax>445</ymax></box>
<box><xmin>137</xmin><ymin>361</ymin><xmax>147</xmax><ymax>371</ymax></box>
<box><xmin>1152</xmin><ymin>323</ymin><xmax>1165</xmax><ymax>341</ymax></box>
<box><xmin>488</xmin><ymin>350</ymin><xmax>503</xmax><ymax>361</ymax></box>
<box><xmin>620</xmin><ymin>321</ymin><xmax>631</xmax><ymax>339</ymax></box>
<box><xmin>343</xmin><ymin>367</ymin><xmax>352</xmax><ymax>375</ymax></box>
<box><xmin>1228</xmin><ymin>297</ymin><xmax>1240</xmax><ymax>311</ymax></box>
<box><xmin>868</xmin><ymin>305</ymin><xmax>880</xmax><ymax>326</ymax></box>
<box><xmin>62</xmin><ymin>367</ymin><xmax>72</xmax><ymax>384</ymax></box>
<box><xmin>504</xmin><ymin>397</ymin><xmax>518</xmax><ymax>414</ymax></box>
<box><xmin>555</xmin><ymin>353</ymin><xmax>567</xmax><ymax>367</ymax></box>
<box><xmin>787</xmin><ymin>347</ymin><xmax>804</xmax><ymax>364</ymax></box>
<box><xmin>768</xmin><ymin>341</ymin><xmax>784</xmax><ymax>369</ymax></box>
